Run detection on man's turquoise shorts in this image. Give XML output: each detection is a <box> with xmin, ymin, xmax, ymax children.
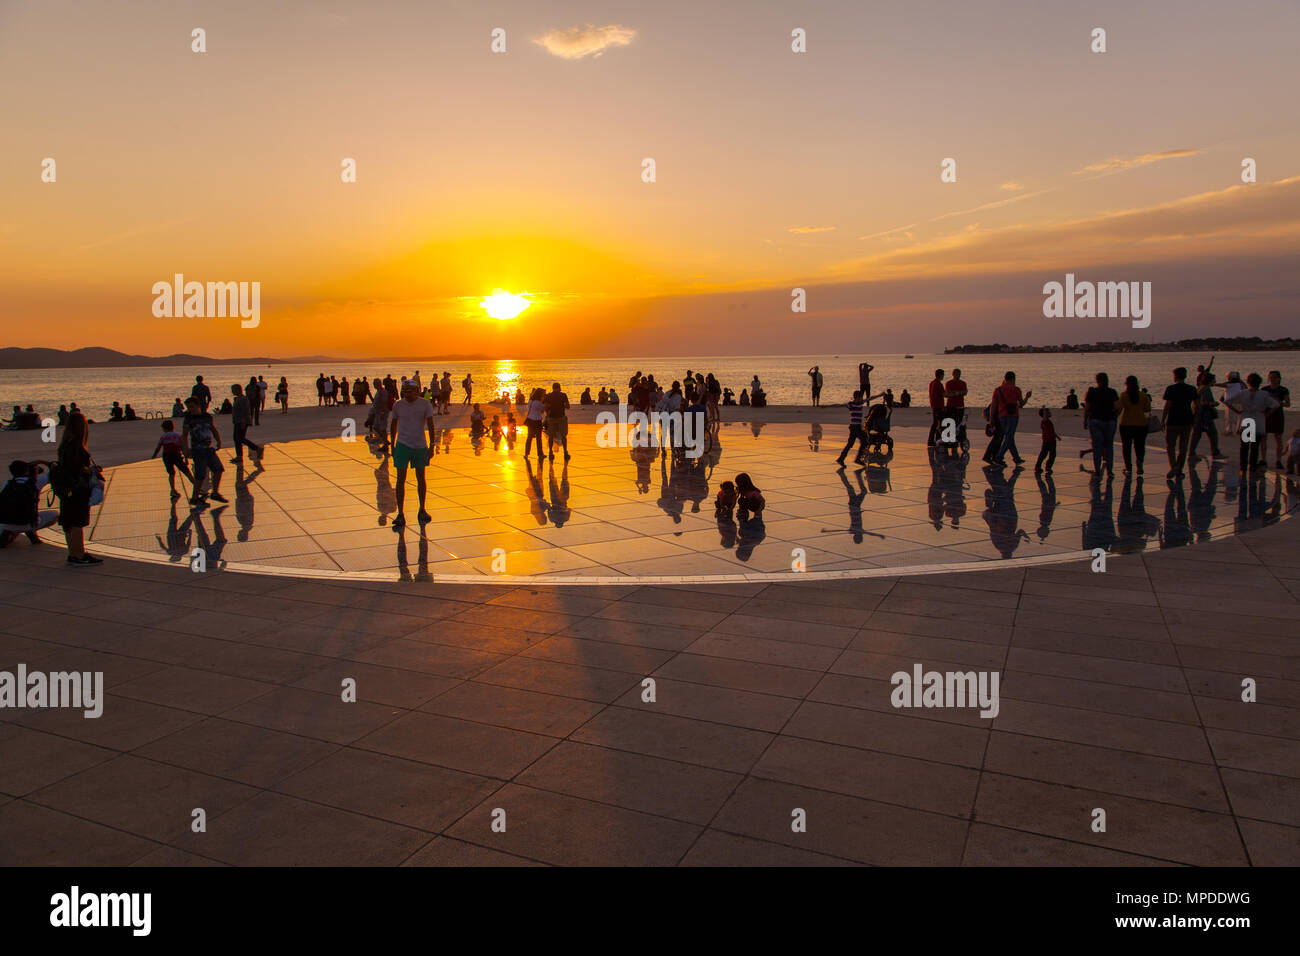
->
<box><xmin>393</xmin><ymin>441</ymin><xmax>429</xmax><ymax>470</ymax></box>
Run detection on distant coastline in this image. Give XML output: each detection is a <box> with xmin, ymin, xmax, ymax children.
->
<box><xmin>0</xmin><ymin>346</ymin><xmax>492</xmax><ymax>370</ymax></box>
<box><xmin>945</xmin><ymin>336</ymin><xmax>1299</xmax><ymax>355</ymax></box>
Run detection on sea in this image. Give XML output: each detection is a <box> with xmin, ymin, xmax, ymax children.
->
<box><xmin>3</xmin><ymin>353</ymin><xmax>1297</xmax><ymax>421</ymax></box>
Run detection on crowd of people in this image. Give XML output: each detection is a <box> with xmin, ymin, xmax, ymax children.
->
<box><xmin>4</xmin><ymin>355</ymin><xmax>1297</xmax><ymax>572</ymax></box>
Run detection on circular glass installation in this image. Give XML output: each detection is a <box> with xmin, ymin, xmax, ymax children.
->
<box><xmin>88</xmin><ymin>423</ymin><xmax>1297</xmax><ymax>583</ymax></box>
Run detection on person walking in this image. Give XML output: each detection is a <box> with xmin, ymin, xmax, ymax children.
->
<box><xmin>229</xmin><ymin>384</ymin><xmax>264</xmax><ymax>466</ymax></box>
<box><xmin>1118</xmin><ymin>375</ymin><xmax>1153</xmax><ymax>475</ymax></box>
<box><xmin>991</xmin><ymin>371</ymin><xmax>1031</xmax><ymax>467</ymax></box>
<box><xmin>462</xmin><ymin>373</ymin><xmax>474</xmax><ymax>405</ymax></box>
<box><xmin>524</xmin><ymin>388</ymin><xmax>546</xmax><ymax>461</ymax></box>
<box><xmin>1035</xmin><ymin>408</ymin><xmax>1058</xmax><ymax>474</ymax></box>
<box><xmin>388</xmin><ymin>379</ymin><xmax>436</xmax><ymax>528</ymax></box>
<box><xmin>836</xmin><ymin>390</ymin><xmax>868</xmax><ymax>467</ymax></box>
<box><xmin>543</xmin><ymin>382</ymin><xmax>571</xmax><ymax>461</ymax></box>
<box><xmin>181</xmin><ymin>396</ymin><xmax>227</xmax><ymax>506</ymax></box>
<box><xmin>1083</xmin><ymin>372</ymin><xmax>1119</xmax><ymax>476</ymax></box>
<box><xmin>53</xmin><ymin>412</ymin><xmax>103</xmax><ymax>566</ymax></box>
<box><xmin>1189</xmin><ymin>371</ymin><xmax>1225</xmax><ymax>461</ymax></box>
<box><xmin>1161</xmin><ymin>366</ymin><xmax>1198</xmax><ymax>479</ymax></box>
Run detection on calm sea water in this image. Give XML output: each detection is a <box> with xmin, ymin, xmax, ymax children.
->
<box><xmin>3</xmin><ymin>353</ymin><xmax>1297</xmax><ymax>421</ymax></box>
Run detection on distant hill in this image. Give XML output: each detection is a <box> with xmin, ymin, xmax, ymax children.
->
<box><xmin>0</xmin><ymin>347</ymin><xmax>493</xmax><ymax>369</ymax></box>
<box><xmin>0</xmin><ymin>347</ymin><xmax>320</xmax><ymax>370</ymax></box>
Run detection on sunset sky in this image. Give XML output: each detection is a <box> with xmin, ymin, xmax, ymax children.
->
<box><xmin>1</xmin><ymin>0</ymin><xmax>1297</xmax><ymax>358</ymax></box>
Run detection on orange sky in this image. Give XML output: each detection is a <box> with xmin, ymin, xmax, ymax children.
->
<box><xmin>1</xmin><ymin>0</ymin><xmax>1297</xmax><ymax>357</ymax></box>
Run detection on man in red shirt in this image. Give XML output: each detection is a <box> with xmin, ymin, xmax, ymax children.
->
<box><xmin>945</xmin><ymin>369</ymin><xmax>968</xmax><ymax>411</ymax></box>
<box><xmin>927</xmin><ymin>368</ymin><xmax>946</xmax><ymax>446</ymax></box>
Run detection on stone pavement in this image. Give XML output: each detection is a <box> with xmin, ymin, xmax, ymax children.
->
<box><xmin>1</xmin><ymin>512</ymin><xmax>1297</xmax><ymax>866</ymax></box>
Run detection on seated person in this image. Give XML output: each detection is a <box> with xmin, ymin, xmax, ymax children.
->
<box><xmin>109</xmin><ymin>402</ymin><xmax>125</xmax><ymax>421</ymax></box>
<box><xmin>580</xmin><ymin>387</ymin><xmax>593</xmax><ymax>405</ymax></box>
<box><xmin>715</xmin><ymin>480</ymin><xmax>737</xmax><ymax>518</ymax></box>
<box><xmin>0</xmin><ymin>460</ymin><xmax>57</xmax><ymax>546</ymax></box>
<box><xmin>735</xmin><ymin>473</ymin><xmax>765</xmax><ymax>518</ymax></box>
<box><xmin>608</xmin><ymin>388</ymin><xmax>619</xmax><ymax>405</ymax></box>
<box><xmin>171</xmin><ymin>398</ymin><xmax>185</xmax><ymax>417</ymax></box>
<box><xmin>218</xmin><ymin>397</ymin><xmax>233</xmax><ymax>414</ymax></box>
<box><xmin>124</xmin><ymin>404</ymin><xmax>139</xmax><ymax>421</ymax></box>
<box><xmin>739</xmin><ymin>388</ymin><xmax>750</xmax><ymax>406</ymax></box>
<box><xmin>597</xmin><ymin>387</ymin><xmax>608</xmax><ymax>405</ymax></box>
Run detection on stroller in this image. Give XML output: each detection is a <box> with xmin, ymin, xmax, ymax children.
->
<box><xmin>935</xmin><ymin>408</ymin><xmax>970</xmax><ymax>460</ymax></box>
<box><xmin>863</xmin><ymin>402</ymin><xmax>893</xmax><ymax>451</ymax></box>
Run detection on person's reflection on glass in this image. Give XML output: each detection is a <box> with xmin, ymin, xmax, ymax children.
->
<box><xmin>809</xmin><ymin>423</ymin><xmax>822</xmax><ymax>452</ymax></box>
<box><xmin>374</xmin><ymin>461</ymin><xmax>396</xmax><ymax>526</ymax></box>
<box><xmin>1161</xmin><ymin>476</ymin><xmax>1192</xmax><ymax>549</ymax></box>
<box><xmin>1189</xmin><ymin>462</ymin><xmax>1219</xmax><ymax>543</ymax></box>
<box><xmin>927</xmin><ymin>454</ymin><xmax>945</xmax><ymax>531</ymax></box>
<box><xmin>233</xmin><ymin>460</ymin><xmax>261</xmax><ymax>542</ymax></box>
<box><xmin>657</xmin><ymin>454</ymin><xmax>685</xmax><ymax>526</ymax></box>
<box><xmin>631</xmin><ymin>446</ymin><xmax>654</xmax><ymax>494</ymax></box>
<box><xmin>942</xmin><ymin>455</ymin><xmax>968</xmax><ymax>529</ymax></box>
<box><xmin>736</xmin><ymin>514</ymin><xmax>766</xmax><ymax>561</ymax></box>
<box><xmin>414</xmin><ymin>533</ymin><xmax>431</xmax><ymax>582</ymax></box>
<box><xmin>865</xmin><ymin>447</ymin><xmax>892</xmax><ymax>495</ymax></box>
<box><xmin>1236</xmin><ymin>471</ymin><xmax>1280</xmax><ymax>533</ymax></box>
<box><xmin>524</xmin><ymin>458</ymin><xmax>549</xmax><ymax>526</ymax></box>
<box><xmin>184</xmin><ymin>503</ymin><xmax>228</xmax><ymax>571</ymax></box>
<box><xmin>1034</xmin><ymin>471</ymin><xmax>1058</xmax><ymax>542</ymax></box>
<box><xmin>982</xmin><ymin>464</ymin><xmax>1029</xmax><ymax>558</ymax></box>
<box><xmin>1116</xmin><ymin>475</ymin><xmax>1159</xmax><ymax>553</ymax></box>
<box><xmin>841</xmin><ymin>465</ymin><xmax>869</xmax><ymax>542</ymax></box>
<box><xmin>395</xmin><ymin>527</ymin><xmax>412</xmax><ymax>582</ymax></box>
<box><xmin>1081</xmin><ymin>474</ymin><xmax>1119</xmax><ymax>553</ymax></box>
<box><xmin>679</xmin><ymin>454</ymin><xmax>709</xmax><ymax>516</ymax></box>
<box><xmin>156</xmin><ymin>500</ymin><xmax>191</xmax><ymax>563</ymax></box>
<box><xmin>547</xmin><ymin>461</ymin><xmax>571</xmax><ymax>528</ymax></box>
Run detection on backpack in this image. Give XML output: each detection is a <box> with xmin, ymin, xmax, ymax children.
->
<box><xmin>0</xmin><ymin>476</ymin><xmax>38</xmax><ymax>526</ymax></box>
<box><xmin>48</xmin><ymin>461</ymin><xmax>78</xmax><ymax>499</ymax></box>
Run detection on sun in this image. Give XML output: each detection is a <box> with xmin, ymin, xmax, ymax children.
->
<box><xmin>480</xmin><ymin>289</ymin><xmax>531</xmax><ymax>320</ymax></box>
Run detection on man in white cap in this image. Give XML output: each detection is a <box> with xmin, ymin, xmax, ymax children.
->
<box><xmin>389</xmin><ymin>379</ymin><xmax>436</xmax><ymax>529</ymax></box>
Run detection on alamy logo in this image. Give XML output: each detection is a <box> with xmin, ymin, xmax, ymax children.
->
<box><xmin>595</xmin><ymin>404</ymin><xmax>708</xmax><ymax>459</ymax></box>
<box><xmin>50</xmin><ymin>886</ymin><xmax>151</xmax><ymax>936</ymax></box>
<box><xmin>0</xmin><ymin>664</ymin><xmax>103</xmax><ymax>718</ymax></box>
<box><xmin>890</xmin><ymin>664</ymin><xmax>1000</xmax><ymax>718</ymax></box>
<box><xmin>1042</xmin><ymin>273</ymin><xmax>1151</xmax><ymax>328</ymax></box>
<box><xmin>152</xmin><ymin>273</ymin><xmax>260</xmax><ymax>328</ymax></box>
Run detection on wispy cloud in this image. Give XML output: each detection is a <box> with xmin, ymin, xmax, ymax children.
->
<box><xmin>999</xmin><ymin>181</ymin><xmax>1023</xmax><ymax>191</ymax></box>
<box><xmin>534</xmin><ymin>24</ymin><xmax>636</xmax><ymax>60</ymax></box>
<box><xmin>928</xmin><ymin>188</ymin><xmax>1056</xmax><ymax>223</ymax></box>
<box><xmin>828</xmin><ymin>176</ymin><xmax>1300</xmax><ymax>281</ymax></box>
<box><xmin>1075</xmin><ymin>148</ymin><xmax>1201</xmax><ymax>174</ymax></box>
<box><xmin>788</xmin><ymin>225</ymin><xmax>836</xmax><ymax>234</ymax></box>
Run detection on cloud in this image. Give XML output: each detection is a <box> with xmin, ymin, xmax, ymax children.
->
<box><xmin>999</xmin><ymin>181</ymin><xmax>1022</xmax><ymax>191</ymax></box>
<box><xmin>788</xmin><ymin>225</ymin><xmax>836</xmax><ymax>234</ymax></box>
<box><xmin>1075</xmin><ymin>148</ymin><xmax>1201</xmax><ymax>174</ymax></box>
<box><xmin>826</xmin><ymin>176</ymin><xmax>1300</xmax><ymax>281</ymax></box>
<box><xmin>534</xmin><ymin>24</ymin><xmax>636</xmax><ymax>60</ymax></box>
